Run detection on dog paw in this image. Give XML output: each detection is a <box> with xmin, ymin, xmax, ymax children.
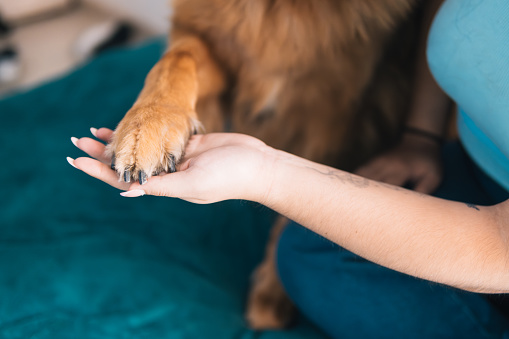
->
<box><xmin>107</xmin><ymin>105</ymin><xmax>201</xmax><ymax>184</ymax></box>
<box><xmin>245</xmin><ymin>260</ymin><xmax>296</xmax><ymax>329</ymax></box>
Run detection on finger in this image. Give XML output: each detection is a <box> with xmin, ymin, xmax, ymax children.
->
<box><xmin>72</xmin><ymin>137</ymin><xmax>111</xmax><ymax>164</ymax></box>
<box><xmin>127</xmin><ymin>173</ymin><xmax>182</xmax><ymax>197</ymax></box>
<box><xmin>355</xmin><ymin>161</ymin><xmax>389</xmax><ymax>181</ymax></box>
<box><xmin>91</xmin><ymin>127</ymin><xmax>114</xmax><ymax>142</ymax></box>
<box><xmin>414</xmin><ymin>174</ymin><xmax>441</xmax><ymax>194</ymax></box>
<box><xmin>355</xmin><ymin>164</ymin><xmax>377</xmax><ymax>177</ymax></box>
<box><xmin>120</xmin><ymin>173</ymin><xmax>178</xmax><ymax>198</ymax></box>
<box><xmin>380</xmin><ymin>172</ymin><xmax>408</xmax><ymax>187</ymax></box>
<box><xmin>73</xmin><ymin>156</ymin><xmax>130</xmax><ymax>190</ymax></box>
<box><xmin>123</xmin><ymin>170</ymin><xmax>207</xmax><ymax>202</ymax></box>
<box><xmin>177</xmin><ymin>158</ymin><xmax>191</xmax><ymax>172</ymax></box>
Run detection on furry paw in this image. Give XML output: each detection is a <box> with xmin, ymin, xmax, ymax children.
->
<box><xmin>246</xmin><ymin>260</ymin><xmax>296</xmax><ymax>329</ymax></box>
<box><xmin>107</xmin><ymin>104</ymin><xmax>201</xmax><ymax>184</ymax></box>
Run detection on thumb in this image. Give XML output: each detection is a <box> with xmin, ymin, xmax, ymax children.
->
<box><xmin>120</xmin><ymin>172</ymin><xmax>188</xmax><ymax>198</ymax></box>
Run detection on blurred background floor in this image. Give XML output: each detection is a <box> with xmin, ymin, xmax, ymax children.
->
<box><xmin>0</xmin><ymin>0</ymin><xmax>169</xmax><ymax>97</ymax></box>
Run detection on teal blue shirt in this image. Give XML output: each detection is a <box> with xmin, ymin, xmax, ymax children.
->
<box><xmin>427</xmin><ymin>0</ymin><xmax>509</xmax><ymax>191</ymax></box>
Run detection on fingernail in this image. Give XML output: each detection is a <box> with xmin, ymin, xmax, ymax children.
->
<box><xmin>66</xmin><ymin>157</ymin><xmax>77</xmax><ymax>168</ymax></box>
<box><xmin>71</xmin><ymin>137</ymin><xmax>79</xmax><ymax>147</ymax></box>
<box><xmin>120</xmin><ymin>189</ymin><xmax>146</xmax><ymax>197</ymax></box>
<box><xmin>90</xmin><ymin>127</ymin><xmax>97</xmax><ymax>137</ymax></box>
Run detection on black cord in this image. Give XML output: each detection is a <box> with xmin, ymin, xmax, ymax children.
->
<box><xmin>404</xmin><ymin>126</ymin><xmax>444</xmax><ymax>145</ymax></box>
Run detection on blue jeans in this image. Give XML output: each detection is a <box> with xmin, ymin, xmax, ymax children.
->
<box><xmin>277</xmin><ymin>142</ymin><xmax>509</xmax><ymax>338</ymax></box>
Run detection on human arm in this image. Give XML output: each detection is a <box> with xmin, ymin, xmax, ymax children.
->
<box><xmin>264</xmin><ymin>148</ymin><xmax>509</xmax><ymax>294</ymax></box>
<box><xmin>356</xmin><ymin>0</ymin><xmax>451</xmax><ymax>193</ymax></box>
<box><xmin>69</xmin><ymin>129</ymin><xmax>509</xmax><ymax>294</ymax></box>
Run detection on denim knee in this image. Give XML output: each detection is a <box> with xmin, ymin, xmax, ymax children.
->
<box><xmin>276</xmin><ymin>222</ymin><xmax>509</xmax><ymax>339</ymax></box>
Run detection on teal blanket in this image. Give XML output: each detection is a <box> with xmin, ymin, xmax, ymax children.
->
<box><xmin>0</xmin><ymin>40</ymin><xmax>327</xmax><ymax>338</ymax></box>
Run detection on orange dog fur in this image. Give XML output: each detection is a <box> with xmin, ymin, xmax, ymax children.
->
<box><xmin>108</xmin><ymin>0</ymin><xmax>420</xmax><ymax>328</ymax></box>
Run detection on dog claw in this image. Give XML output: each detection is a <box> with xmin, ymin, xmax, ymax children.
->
<box><xmin>111</xmin><ymin>153</ymin><xmax>116</xmax><ymax>170</ymax></box>
<box><xmin>168</xmin><ymin>154</ymin><xmax>176</xmax><ymax>173</ymax></box>
<box><xmin>124</xmin><ymin>169</ymin><xmax>131</xmax><ymax>183</ymax></box>
<box><xmin>139</xmin><ymin>171</ymin><xmax>147</xmax><ymax>185</ymax></box>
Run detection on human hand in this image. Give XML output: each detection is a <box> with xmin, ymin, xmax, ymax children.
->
<box><xmin>355</xmin><ymin>134</ymin><xmax>443</xmax><ymax>194</ymax></box>
<box><xmin>68</xmin><ymin>128</ymin><xmax>275</xmax><ymax>204</ymax></box>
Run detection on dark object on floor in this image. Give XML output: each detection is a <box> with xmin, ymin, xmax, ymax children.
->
<box><xmin>93</xmin><ymin>22</ymin><xmax>134</xmax><ymax>56</ymax></box>
<box><xmin>0</xmin><ymin>45</ymin><xmax>15</xmax><ymax>58</ymax></box>
<box><xmin>0</xmin><ymin>13</ymin><xmax>21</xmax><ymax>84</ymax></box>
<box><xmin>74</xmin><ymin>20</ymin><xmax>135</xmax><ymax>61</ymax></box>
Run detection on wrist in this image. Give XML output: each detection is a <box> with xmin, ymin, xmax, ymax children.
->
<box><xmin>251</xmin><ymin>146</ymin><xmax>302</xmax><ymax>210</ymax></box>
<box><xmin>242</xmin><ymin>144</ymin><xmax>280</xmax><ymax>204</ymax></box>
<box><xmin>252</xmin><ymin>147</ymin><xmax>316</xmax><ymax>216</ymax></box>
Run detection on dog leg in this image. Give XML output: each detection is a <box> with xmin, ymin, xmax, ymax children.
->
<box><xmin>246</xmin><ymin>216</ymin><xmax>296</xmax><ymax>329</ymax></box>
<box><xmin>108</xmin><ymin>35</ymin><xmax>225</xmax><ymax>183</ymax></box>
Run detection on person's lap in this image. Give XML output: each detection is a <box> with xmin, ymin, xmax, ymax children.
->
<box><xmin>277</xmin><ymin>141</ymin><xmax>509</xmax><ymax>338</ymax></box>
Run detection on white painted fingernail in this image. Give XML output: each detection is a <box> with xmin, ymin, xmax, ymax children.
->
<box><xmin>90</xmin><ymin>127</ymin><xmax>98</xmax><ymax>137</ymax></box>
<box><xmin>66</xmin><ymin>157</ymin><xmax>76</xmax><ymax>168</ymax></box>
<box><xmin>71</xmin><ymin>137</ymin><xmax>79</xmax><ymax>147</ymax></box>
<box><xmin>120</xmin><ymin>189</ymin><xmax>146</xmax><ymax>197</ymax></box>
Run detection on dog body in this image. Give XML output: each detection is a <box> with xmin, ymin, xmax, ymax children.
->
<box><xmin>109</xmin><ymin>0</ymin><xmax>419</xmax><ymax>327</ymax></box>
<box><xmin>109</xmin><ymin>0</ymin><xmax>418</xmax><ymax>179</ymax></box>
<box><xmin>172</xmin><ymin>0</ymin><xmax>417</xmax><ymax>167</ymax></box>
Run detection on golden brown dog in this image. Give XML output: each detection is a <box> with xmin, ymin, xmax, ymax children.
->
<box><xmin>107</xmin><ymin>0</ymin><xmax>420</xmax><ymax>329</ymax></box>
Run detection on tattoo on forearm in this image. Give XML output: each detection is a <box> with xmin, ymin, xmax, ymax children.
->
<box><xmin>466</xmin><ymin>203</ymin><xmax>480</xmax><ymax>211</ymax></box>
<box><xmin>305</xmin><ymin>167</ymin><xmax>370</xmax><ymax>188</ymax></box>
<box><xmin>305</xmin><ymin>166</ymin><xmax>426</xmax><ymax>197</ymax></box>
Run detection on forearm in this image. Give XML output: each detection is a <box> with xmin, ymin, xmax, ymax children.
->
<box><xmin>77</xmin><ymin>129</ymin><xmax>508</xmax><ymax>292</ymax></box>
<box><xmin>73</xmin><ymin>130</ymin><xmax>509</xmax><ymax>292</ymax></box>
<box><xmin>258</xmin><ymin>149</ymin><xmax>509</xmax><ymax>293</ymax></box>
